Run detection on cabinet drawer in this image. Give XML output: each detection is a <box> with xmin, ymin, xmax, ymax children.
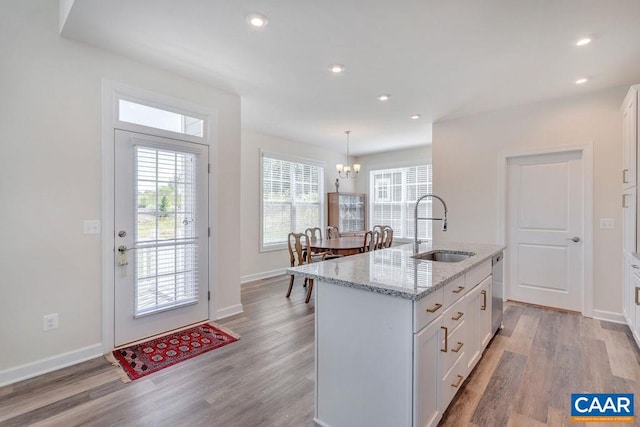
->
<box><xmin>415</xmin><ymin>288</ymin><xmax>445</xmax><ymax>332</ymax></box>
<box><xmin>440</xmin><ymin>316</ymin><xmax>466</xmax><ymax>377</ymax></box>
<box><xmin>442</xmin><ymin>294</ymin><xmax>466</xmax><ymax>332</ymax></box>
<box><xmin>439</xmin><ymin>351</ymin><xmax>467</xmax><ymax>411</ymax></box>
<box><xmin>443</xmin><ymin>275</ymin><xmax>467</xmax><ymax>307</ymax></box>
<box><xmin>465</xmin><ymin>261</ymin><xmax>491</xmax><ymax>290</ymax></box>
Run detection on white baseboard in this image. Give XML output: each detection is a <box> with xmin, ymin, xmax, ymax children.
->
<box><xmin>592</xmin><ymin>309</ymin><xmax>626</xmax><ymax>324</ymax></box>
<box><xmin>0</xmin><ymin>343</ymin><xmax>103</xmax><ymax>387</ymax></box>
<box><xmin>215</xmin><ymin>303</ymin><xmax>244</xmax><ymax>320</ymax></box>
<box><xmin>240</xmin><ymin>268</ymin><xmax>286</xmax><ymax>284</ymax></box>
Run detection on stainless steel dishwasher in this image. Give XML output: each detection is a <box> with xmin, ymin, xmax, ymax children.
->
<box><xmin>491</xmin><ymin>252</ymin><xmax>504</xmax><ymax>334</ymax></box>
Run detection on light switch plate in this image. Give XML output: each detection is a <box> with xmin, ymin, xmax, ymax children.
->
<box><xmin>600</xmin><ymin>218</ymin><xmax>614</xmax><ymax>229</ymax></box>
<box><xmin>84</xmin><ymin>220</ymin><xmax>101</xmax><ymax>234</ymax></box>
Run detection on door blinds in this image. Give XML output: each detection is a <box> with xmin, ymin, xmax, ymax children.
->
<box><xmin>134</xmin><ymin>146</ymin><xmax>200</xmax><ymax>316</ymax></box>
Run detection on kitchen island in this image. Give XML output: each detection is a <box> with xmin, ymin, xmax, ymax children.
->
<box><xmin>288</xmin><ymin>241</ymin><xmax>505</xmax><ymax>427</ymax></box>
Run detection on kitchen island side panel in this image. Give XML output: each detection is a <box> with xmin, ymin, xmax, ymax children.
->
<box><xmin>315</xmin><ymin>279</ymin><xmax>414</xmax><ymax>427</ymax></box>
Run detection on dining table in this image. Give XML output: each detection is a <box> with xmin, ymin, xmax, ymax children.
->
<box><xmin>308</xmin><ymin>236</ymin><xmax>365</xmax><ymax>257</ymax></box>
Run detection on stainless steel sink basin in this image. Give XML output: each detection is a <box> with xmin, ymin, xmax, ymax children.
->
<box><xmin>412</xmin><ymin>250</ymin><xmax>475</xmax><ymax>262</ymax></box>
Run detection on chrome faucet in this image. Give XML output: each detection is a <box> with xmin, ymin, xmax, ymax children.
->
<box><xmin>414</xmin><ymin>194</ymin><xmax>448</xmax><ymax>253</ymax></box>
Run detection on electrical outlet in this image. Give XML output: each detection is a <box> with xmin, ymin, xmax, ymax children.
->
<box><xmin>43</xmin><ymin>313</ymin><xmax>58</xmax><ymax>331</ymax></box>
<box><xmin>600</xmin><ymin>218</ymin><xmax>614</xmax><ymax>229</ymax></box>
<box><xmin>83</xmin><ymin>220</ymin><xmax>101</xmax><ymax>235</ymax></box>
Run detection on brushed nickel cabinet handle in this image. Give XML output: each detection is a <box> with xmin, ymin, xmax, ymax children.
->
<box><xmin>452</xmin><ymin>286</ymin><xmax>465</xmax><ymax>294</ymax></box>
<box><xmin>451</xmin><ymin>375</ymin><xmax>464</xmax><ymax>388</ymax></box>
<box><xmin>481</xmin><ymin>290</ymin><xmax>487</xmax><ymax>311</ymax></box>
<box><xmin>426</xmin><ymin>303</ymin><xmax>443</xmax><ymax>313</ymax></box>
<box><xmin>451</xmin><ymin>311</ymin><xmax>463</xmax><ymax>321</ymax></box>
<box><xmin>636</xmin><ymin>287</ymin><xmax>640</xmax><ymax>306</ymax></box>
<box><xmin>452</xmin><ymin>341</ymin><xmax>464</xmax><ymax>353</ymax></box>
<box><xmin>623</xmin><ymin>169</ymin><xmax>629</xmax><ymax>184</ymax></box>
<box><xmin>623</xmin><ymin>194</ymin><xmax>629</xmax><ymax>208</ymax></box>
<box><xmin>441</xmin><ymin>326</ymin><xmax>448</xmax><ymax>353</ymax></box>
<box><xmin>632</xmin><ymin>265</ymin><xmax>639</xmax><ymax>269</ymax></box>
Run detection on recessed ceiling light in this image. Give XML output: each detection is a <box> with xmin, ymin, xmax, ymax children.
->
<box><xmin>330</xmin><ymin>64</ymin><xmax>345</xmax><ymax>74</ymax></box>
<box><xmin>410</xmin><ymin>114</ymin><xmax>421</xmax><ymax>120</ymax></box>
<box><xmin>575</xmin><ymin>77</ymin><xmax>589</xmax><ymax>85</ymax></box>
<box><xmin>247</xmin><ymin>13</ymin><xmax>268</xmax><ymax>28</ymax></box>
<box><xmin>576</xmin><ymin>37</ymin><xmax>592</xmax><ymax>46</ymax></box>
<box><xmin>377</xmin><ymin>94</ymin><xmax>391</xmax><ymax>101</ymax></box>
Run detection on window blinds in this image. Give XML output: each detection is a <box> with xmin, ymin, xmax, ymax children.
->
<box><xmin>135</xmin><ymin>146</ymin><xmax>199</xmax><ymax>316</ymax></box>
<box><xmin>370</xmin><ymin>165</ymin><xmax>433</xmax><ymax>240</ymax></box>
<box><xmin>262</xmin><ymin>153</ymin><xmax>324</xmax><ymax>249</ymax></box>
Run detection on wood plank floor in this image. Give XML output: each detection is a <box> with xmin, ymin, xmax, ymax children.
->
<box><xmin>1</xmin><ymin>276</ymin><xmax>639</xmax><ymax>426</ymax></box>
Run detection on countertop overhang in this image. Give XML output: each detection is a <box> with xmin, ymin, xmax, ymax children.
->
<box><xmin>287</xmin><ymin>241</ymin><xmax>505</xmax><ymax>301</ymax></box>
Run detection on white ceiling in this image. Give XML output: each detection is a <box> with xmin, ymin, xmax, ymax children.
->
<box><xmin>61</xmin><ymin>0</ymin><xmax>640</xmax><ymax>156</ymax></box>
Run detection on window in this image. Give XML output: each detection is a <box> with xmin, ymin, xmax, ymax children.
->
<box><xmin>118</xmin><ymin>99</ymin><xmax>204</xmax><ymax>137</ymax></box>
<box><xmin>370</xmin><ymin>164</ymin><xmax>433</xmax><ymax>240</ymax></box>
<box><xmin>261</xmin><ymin>152</ymin><xmax>324</xmax><ymax>250</ymax></box>
<box><xmin>135</xmin><ymin>146</ymin><xmax>200</xmax><ymax>316</ymax></box>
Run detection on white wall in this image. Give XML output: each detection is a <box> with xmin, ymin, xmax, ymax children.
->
<box><xmin>0</xmin><ymin>0</ymin><xmax>241</xmax><ymax>381</ymax></box>
<box><xmin>240</xmin><ymin>131</ymin><xmax>355</xmax><ymax>282</ymax></box>
<box><xmin>432</xmin><ymin>86</ymin><xmax>628</xmax><ymax>315</ymax></box>
<box><xmin>354</xmin><ymin>145</ymin><xmax>433</xmax><ymax>195</ymax></box>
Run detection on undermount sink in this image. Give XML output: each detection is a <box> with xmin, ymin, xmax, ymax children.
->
<box><xmin>412</xmin><ymin>250</ymin><xmax>475</xmax><ymax>263</ymax></box>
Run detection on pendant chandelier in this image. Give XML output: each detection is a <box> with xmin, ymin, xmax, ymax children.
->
<box><xmin>336</xmin><ymin>130</ymin><xmax>360</xmax><ymax>179</ymax></box>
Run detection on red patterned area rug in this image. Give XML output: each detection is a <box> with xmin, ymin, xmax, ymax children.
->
<box><xmin>110</xmin><ymin>323</ymin><xmax>239</xmax><ymax>381</ymax></box>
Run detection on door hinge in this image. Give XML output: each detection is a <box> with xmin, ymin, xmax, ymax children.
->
<box><xmin>208</xmin><ymin>163</ymin><xmax>211</xmax><ymax>174</ymax></box>
<box><xmin>208</xmin><ymin>291</ymin><xmax>211</xmax><ymax>301</ymax></box>
<box><xmin>208</xmin><ymin>227</ymin><xmax>211</xmax><ymax>237</ymax></box>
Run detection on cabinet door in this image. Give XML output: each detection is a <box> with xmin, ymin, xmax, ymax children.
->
<box><xmin>479</xmin><ymin>277</ymin><xmax>493</xmax><ymax>348</ymax></box>
<box><xmin>465</xmin><ymin>284</ymin><xmax>482</xmax><ymax>373</ymax></box>
<box><xmin>624</xmin><ymin>253</ymin><xmax>632</xmax><ymax>324</ymax></box>
<box><xmin>414</xmin><ymin>317</ymin><xmax>442</xmax><ymax>427</ymax></box>
<box><xmin>622</xmin><ymin>89</ymin><xmax>637</xmax><ymax>189</ymax></box>
<box><xmin>329</xmin><ymin>193</ymin><xmax>367</xmax><ymax>233</ymax></box>
<box><xmin>623</xmin><ymin>189</ymin><xmax>636</xmax><ymax>254</ymax></box>
<box><xmin>632</xmin><ymin>265</ymin><xmax>640</xmax><ymax>339</ymax></box>
<box><xmin>635</xmin><ymin>285</ymin><xmax>640</xmax><ymax>342</ymax></box>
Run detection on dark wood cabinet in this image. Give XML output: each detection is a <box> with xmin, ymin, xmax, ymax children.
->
<box><xmin>327</xmin><ymin>192</ymin><xmax>367</xmax><ymax>234</ymax></box>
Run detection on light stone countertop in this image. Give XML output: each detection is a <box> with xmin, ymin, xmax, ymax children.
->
<box><xmin>287</xmin><ymin>241</ymin><xmax>505</xmax><ymax>301</ymax></box>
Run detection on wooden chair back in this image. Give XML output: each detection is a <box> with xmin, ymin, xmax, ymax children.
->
<box><xmin>305</xmin><ymin>227</ymin><xmax>323</xmax><ymax>242</ymax></box>
<box><xmin>372</xmin><ymin>225</ymin><xmax>385</xmax><ymax>248</ymax></box>
<box><xmin>287</xmin><ymin>232</ymin><xmax>326</xmax><ymax>303</ymax></box>
<box><xmin>288</xmin><ymin>232</ymin><xmax>310</xmax><ymax>267</ymax></box>
<box><xmin>381</xmin><ymin>226</ymin><xmax>394</xmax><ymax>248</ymax></box>
<box><xmin>361</xmin><ymin>230</ymin><xmax>379</xmax><ymax>252</ymax></box>
<box><xmin>326</xmin><ymin>226</ymin><xmax>340</xmax><ymax>239</ymax></box>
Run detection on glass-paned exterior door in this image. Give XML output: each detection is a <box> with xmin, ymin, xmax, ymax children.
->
<box><xmin>114</xmin><ymin>130</ymin><xmax>209</xmax><ymax>346</ymax></box>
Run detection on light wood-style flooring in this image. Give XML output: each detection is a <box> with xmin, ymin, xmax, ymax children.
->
<box><xmin>1</xmin><ymin>275</ymin><xmax>639</xmax><ymax>426</ymax></box>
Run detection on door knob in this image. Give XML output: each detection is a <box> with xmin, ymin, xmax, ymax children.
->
<box><xmin>567</xmin><ymin>236</ymin><xmax>581</xmax><ymax>243</ymax></box>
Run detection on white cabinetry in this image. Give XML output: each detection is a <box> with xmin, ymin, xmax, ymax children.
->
<box><xmin>622</xmin><ymin>88</ymin><xmax>637</xmax><ymax>189</ymax></box>
<box><xmin>315</xmin><ymin>259</ymin><xmax>495</xmax><ymax>427</ymax></box>
<box><xmin>631</xmin><ymin>263</ymin><xmax>640</xmax><ymax>340</ymax></box>
<box><xmin>464</xmin><ymin>275</ymin><xmax>492</xmax><ymax>373</ymax></box>
<box><xmin>414</xmin><ymin>316</ymin><xmax>442</xmax><ymax>427</ymax></box>
<box><xmin>478</xmin><ymin>277</ymin><xmax>493</xmax><ymax>348</ymax></box>
<box><xmin>621</xmin><ymin>85</ymin><xmax>640</xmax><ymax>349</ymax></box>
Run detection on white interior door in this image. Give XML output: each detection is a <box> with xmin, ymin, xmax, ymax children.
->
<box><xmin>114</xmin><ymin>129</ymin><xmax>209</xmax><ymax>346</ymax></box>
<box><xmin>507</xmin><ymin>150</ymin><xmax>584</xmax><ymax>312</ymax></box>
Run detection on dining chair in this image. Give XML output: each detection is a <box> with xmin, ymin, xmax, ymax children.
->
<box><xmin>305</xmin><ymin>227</ymin><xmax>323</xmax><ymax>241</ymax></box>
<box><xmin>381</xmin><ymin>226</ymin><xmax>394</xmax><ymax>248</ymax></box>
<box><xmin>361</xmin><ymin>230</ymin><xmax>378</xmax><ymax>252</ymax></box>
<box><xmin>372</xmin><ymin>225</ymin><xmax>386</xmax><ymax>249</ymax></box>
<box><xmin>326</xmin><ymin>225</ymin><xmax>340</xmax><ymax>239</ymax></box>
<box><xmin>307</xmin><ymin>227</ymin><xmax>343</xmax><ymax>260</ymax></box>
<box><xmin>287</xmin><ymin>232</ymin><xmax>326</xmax><ymax>303</ymax></box>
<box><xmin>304</xmin><ymin>227</ymin><xmax>323</xmax><ymax>257</ymax></box>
